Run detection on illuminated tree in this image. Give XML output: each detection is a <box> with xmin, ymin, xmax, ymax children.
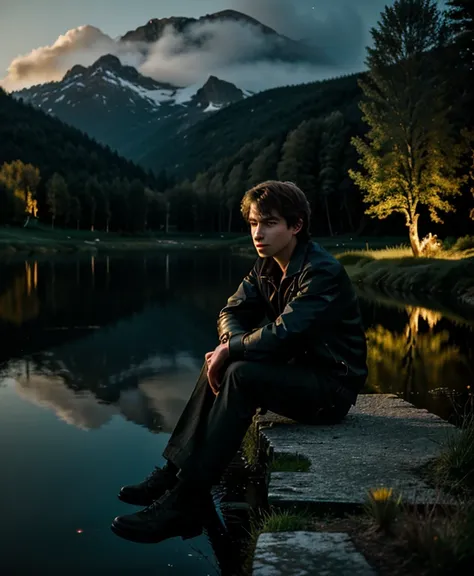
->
<box><xmin>350</xmin><ymin>0</ymin><xmax>464</xmax><ymax>256</ymax></box>
<box><xmin>0</xmin><ymin>160</ymin><xmax>40</xmax><ymax>224</ymax></box>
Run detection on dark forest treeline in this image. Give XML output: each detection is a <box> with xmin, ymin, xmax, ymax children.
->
<box><xmin>0</xmin><ymin>89</ymin><xmax>171</xmax><ymax>233</ymax></box>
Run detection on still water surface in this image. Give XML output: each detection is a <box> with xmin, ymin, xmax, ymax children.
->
<box><xmin>0</xmin><ymin>251</ymin><xmax>473</xmax><ymax>574</ymax></box>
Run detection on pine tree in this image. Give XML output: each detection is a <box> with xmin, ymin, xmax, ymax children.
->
<box><xmin>226</xmin><ymin>163</ymin><xmax>245</xmax><ymax>233</ymax></box>
<box><xmin>248</xmin><ymin>142</ymin><xmax>280</xmax><ymax>187</ymax></box>
<box><xmin>350</xmin><ymin>0</ymin><xmax>464</xmax><ymax>256</ymax></box>
<box><xmin>83</xmin><ymin>177</ymin><xmax>100</xmax><ymax>232</ymax></box>
<box><xmin>318</xmin><ymin>111</ymin><xmax>347</xmax><ymax>236</ymax></box>
<box><xmin>193</xmin><ymin>172</ymin><xmax>211</xmax><ymax>231</ymax></box>
<box><xmin>209</xmin><ymin>172</ymin><xmax>225</xmax><ymax>232</ymax></box>
<box><xmin>46</xmin><ymin>173</ymin><xmax>69</xmax><ymax>228</ymax></box>
<box><xmin>277</xmin><ymin>119</ymin><xmax>321</xmax><ymax>202</ymax></box>
<box><xmin>69</xmin><ymin>196</ymin><xmax>81</xmax><ymax>230</ymax></box>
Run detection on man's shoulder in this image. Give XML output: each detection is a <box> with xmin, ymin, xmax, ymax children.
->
<box><xmin>305</xmin><ymin>241</ymin><xmax>344</xmax><ymax>275</ymax></box>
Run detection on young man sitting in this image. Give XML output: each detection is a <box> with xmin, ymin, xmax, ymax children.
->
<box><xmin>111</xmin><ymin>180</ymin><xmax>368</xmax><ymax>542</ymax></box>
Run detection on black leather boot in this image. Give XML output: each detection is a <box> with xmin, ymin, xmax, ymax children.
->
<box><xmin>118</xmin><ymin>463</ymin><xmax>179</xmax><ymax>506</ymax></box>
<box><xmin>111</xmin><ymin>481</ymin><xmax>212</xmax><ymax>543</ymax></box>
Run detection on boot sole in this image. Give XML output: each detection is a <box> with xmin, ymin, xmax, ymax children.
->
<box><xmin>110</xmin><ymin>519</ymin><xmax>202</xmax><ymax>544</ymax></box>
<box><xmin>117</xmin><ymin>492</ymin><xmax>161</xmax><ymax>507</ymax></box>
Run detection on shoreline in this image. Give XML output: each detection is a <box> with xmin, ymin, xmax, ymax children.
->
<box><xmin>0</xmin><ymin>236</ymin><xmax>249</xmax><ymax>258</ymax></box>
<box><xmin>339</xmin><ymin>254</ymin><xmax>474</xmax><ymax>311</ymax></box>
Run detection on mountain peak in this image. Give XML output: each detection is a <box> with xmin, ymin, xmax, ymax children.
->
<box><xmin>121</xmin><ymin>9</ymin><xmax>284</xmax><ymax>44</ymax></box>
<box><xmin>63</xmin><ymin>54</ymin><xmax>177</xmax><ymax>91</ymax></box>
<box><xmin>191</xmin><ymin>75</ymin><xmax>244</xmax><ymax>108</ymax></box>
<box><xmin>204</xmin><ymin>9</ymin><xmax>277</xmax><ymax>33</ymax></box>
<box><xmin>91</xmin><ymin>54</ymin><xmax>123</xmax><ymax>70</ymax></box>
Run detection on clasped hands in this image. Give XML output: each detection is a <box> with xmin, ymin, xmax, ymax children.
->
<box><xmin>205</xmin><ymin>342</ymin><xmax>230</xmax><ymax>396</ymax></box>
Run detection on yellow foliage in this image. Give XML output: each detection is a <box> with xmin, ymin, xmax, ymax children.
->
<box><xmin>364</xmin><ymin>486</ymin><xmax>402</xmax><ymax>533</ymax></box>
<box><xmin>369</xmin><ymin>487</ymin><xmax>396</xmax><ymax>502</ymax></box>
<box><xmin>26</xmin><ymin>191</ymin><xmax>38</xmax><ymax>217</ymax></box>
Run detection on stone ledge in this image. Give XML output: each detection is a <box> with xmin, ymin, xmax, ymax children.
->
<box><xmin>252</xmin><ymin>531</ymin><xmax>376</xmax><ymax>576</ymax></box>
<box><xmin>257</xmin><ymin>394</ymin><xmax>457</xmax><ymax>505</ymax></box>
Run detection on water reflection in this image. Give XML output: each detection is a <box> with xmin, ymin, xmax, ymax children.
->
<box><xmin>0</xmin><ymin>253</ymin><xmax>473</xmax><ymax>427</ymax></box>
<box><xmin>1</xmin><ymin>251</ymin><xmax>474</xmax><ymax>574</ymax></box>
<box><xmin>0</xmin><ymin>251</ymin><xmax>252</xmax><ymax>576</ymax></box>
<box><xmin>3</xmin><ymin>352</ymin><xmax>199</xmax><ymax>432</ymax></box>
<box><xmin>358</xmin><ymin>292</ymin><xmax>474</xmax><ymax>422</ymax></box>
<box><xmin>0</xmin><ymin>261</ymin><xmax>40</xmax><ymax>324</ymax></box>
<box><xmin>0</xmin><ymin>252</ymin><xmax>249</xmax><ymax>433</ymax></box>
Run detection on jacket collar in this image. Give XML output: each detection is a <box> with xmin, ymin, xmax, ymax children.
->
<box><xmin>260</xmin><ymin>240</ymin><xmax>310</xmax><ymax>281</ymax></box>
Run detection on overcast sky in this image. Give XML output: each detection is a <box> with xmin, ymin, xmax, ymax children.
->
<box><xmin>0</xmin><ymin>1</ymin><xmax>447</xmax><ymax>92</ymax></box>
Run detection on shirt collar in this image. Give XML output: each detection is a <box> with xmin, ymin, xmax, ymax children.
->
<box><xmin>260</xmin><ymin>240</ymin><xmax>310</xmax><ymax>281</ymax></box>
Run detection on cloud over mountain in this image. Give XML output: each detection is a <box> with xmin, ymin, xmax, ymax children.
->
<box><xmin>0</xmin><ymin>1</ymin><xmax>389</xmax><ymax>92</ymax></box>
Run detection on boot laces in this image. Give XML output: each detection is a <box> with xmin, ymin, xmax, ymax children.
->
<box><xmin>144</xmin><ymin>466</ymin><xmax>168</xmax><ymax>488</ymax></box>
<box><xmin>142</xmin><ymin>489</ymin><xmax>175</xmax><ymax>516</ymax></box>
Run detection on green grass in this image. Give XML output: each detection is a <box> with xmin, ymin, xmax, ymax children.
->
<box><xmin>239</xmin><ymin>508</ymin><xmax>312</xmax><ymax>575</ymax></box>
<box><xmin>256</xmin><ymin>508</ymin><xmax>312</xmax><ymax>533</ymax></box>
<box><xmin>397</xmin><ymin>500</ymin><xmax>474</xmax><ymax>574</ymax></box>
<box><xmin>270</xmin><ymin>452</ymin><xmax>312</xmax><ymax>472</ymax></box>
<box><xmin>336</xmin><ymin>246</ymin><xmax>474</xmax><ymax>307</ymax></box>
<box><xmin>431</xmin><ymin>414</ymin><xmax>474</xmax><ymax>496</ymax></box>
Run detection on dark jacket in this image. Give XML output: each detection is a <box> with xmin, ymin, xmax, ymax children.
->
<box><xmin>217</xmin><ymin>240</ymin><xmax>368</xmax><ymax>405</ymax></box>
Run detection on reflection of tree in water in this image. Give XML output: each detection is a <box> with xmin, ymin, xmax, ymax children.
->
<box><xmin>366</xmin><ymin>306</ymin><xmax>468</xmax><ymax>406</ymax></box>
<box><xmin>0</xmin><ymin>262</ymin><xmax>40</xmax><ymax>325</ymax></box>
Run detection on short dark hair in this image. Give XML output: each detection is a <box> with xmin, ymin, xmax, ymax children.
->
<box><xmin>240</xmin><ymin>181</ymin><xmax>311</xmax><ymax>242</ymax></box>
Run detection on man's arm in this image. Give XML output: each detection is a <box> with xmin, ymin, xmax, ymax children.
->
<box><xmin>227</xmin><ymin>262</ymin><xmax>346</xmax><ymax>362</ymax></box>
<box><xmin>217</xmin><ymin>265</ymin><xmax>266</xmax><ymax>344</ymax></box>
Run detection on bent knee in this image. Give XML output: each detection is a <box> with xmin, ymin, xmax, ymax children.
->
<box><xmin>224</xmin><ymin>360</ymin><xmax>258</xmax><ymax>385</ymax></box>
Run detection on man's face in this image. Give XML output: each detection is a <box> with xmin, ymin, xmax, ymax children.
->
<box><xmin>248</xmin><ymin>203</ymin><xmax>300</xmax><ymax>258</ymax></box>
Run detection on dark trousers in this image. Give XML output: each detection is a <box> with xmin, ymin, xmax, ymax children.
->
<box><xmin>163</xmin><ymin>359</ymin><xmax>351</xmax><ymax>488</ymax></box>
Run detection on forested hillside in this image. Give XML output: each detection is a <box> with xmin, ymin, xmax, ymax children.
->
<box><xmin>141</xmin><ymin>73</ymin><xmax>363</xmax><ymax>179</ymax></box>
<box><xmin>0</xmin><ymin>89</ymin><xmax>169</xmax><ymax>232</ymax></box>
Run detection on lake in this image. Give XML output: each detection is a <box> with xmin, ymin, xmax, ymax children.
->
<box><xmin>0</xmin><ymin>250</ymin><xmax>473</xmax><ymax>574</ymax></box>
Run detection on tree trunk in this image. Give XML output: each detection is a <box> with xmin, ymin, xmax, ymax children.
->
<box><xmin>76</xmin><ymin>219</ymin><xmax>80</xmax><ymax>231</ymax></box>
<box><xmin>323</xmin><ymin>196</ymin><xmax>333</xmax><ymax>236</ymax></box>
<box><xmin>51</xmin><ymin>215</ymin><xmax>55</xmax><ymax>229</ymax></box>
<box><xmin>106</xmin><ymin>218</ymin><xmax>110</xmax><ymax>233</ymax></box>
<box><xmin>408</xmin><ymin>214</ymin><xmax>421</xmax><ymax>257</ymax></box>
<box><xmin>165</xmin><ymin>205</ymin><xmax>170</xmax><ymax>234</ymax></box>
<box><xmin>227</xmin><ymin>207</ymin><xmax>233</xmax><ymax>234</ymax></box>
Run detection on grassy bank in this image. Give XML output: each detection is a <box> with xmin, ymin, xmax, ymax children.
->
<box><xmin>336</xmin><ymin>239</ymin><xmax>474</xmax><ymax>308</ymax></box>
<box><xmin>232</xmin><ymin>235</ymin><xmax>408</xmax><ymax>257</ymax></box>
<box><xmin>0</xmin><ymin>225</ymin><xmax>249</xmax><ymax>256</ymax></box>
<box><xmin>241</xmin><ymin>416</ymin><xmax>474</xmax><ymax>576</ymax></box>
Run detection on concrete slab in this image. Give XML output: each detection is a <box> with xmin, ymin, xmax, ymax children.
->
<box><xmin>258</xmin><ymin>394</ymin><xmax>457</xmax><ymax>505</ymax></box>
<box><xmin>252</xmin><ymin>531</ymin><xmax>376</xmax><ymax>576</ymax></box>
